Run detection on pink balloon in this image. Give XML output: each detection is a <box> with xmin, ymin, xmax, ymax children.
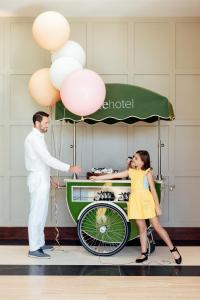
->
<box><xmin>60</xmin><ymin>69</ymin><xmax>106</xmax><ymax>116</ymax></box>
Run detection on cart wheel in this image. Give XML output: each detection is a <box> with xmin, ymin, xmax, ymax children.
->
<box><xmin>77</xmin><ymin>203</ymin><xmax>130</xmax><ymax>256</ymax></box>
<box><xmin>147</xmin><ymin>230</ymin><xmax>156</xmax><ymax>254</ymax></box>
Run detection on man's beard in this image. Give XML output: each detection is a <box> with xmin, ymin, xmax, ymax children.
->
<box><xmin>40</xmin><ymin>127</ymin><xmax>48</xmax><ymax>133</ymax></box>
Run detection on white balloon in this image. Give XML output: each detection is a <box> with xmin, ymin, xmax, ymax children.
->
<box><xmin>50</xmin><ymin>57</ymin><xmax>82</xmax><ymax>90</ymax></box>
<box><xmin>51</xmin><ymin>40</ymin><xmax>86</xmax><ymax>67</ymax></box>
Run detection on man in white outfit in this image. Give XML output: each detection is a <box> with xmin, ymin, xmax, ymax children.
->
<box><xmin>24</xmin><ymin>111</ymin><xmax>82</xmax><ymax>258</ymax></box>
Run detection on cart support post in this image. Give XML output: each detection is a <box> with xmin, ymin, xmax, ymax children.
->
<box><xmin>157</xmin><ymin>118</ymin><xmax>162</xmax><ymax>180</ymax></box>
<box><xmin>72</xmin><ymin>121</ymin><xmax>78</xmax><ymax>179</ymax></box>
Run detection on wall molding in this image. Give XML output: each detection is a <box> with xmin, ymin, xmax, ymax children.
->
<box><xmin>0</xmin><ymin>227</ymin><xmax>199</xmax><ymax>242</ymax></box>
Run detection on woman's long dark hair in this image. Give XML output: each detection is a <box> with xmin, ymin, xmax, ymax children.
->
<box><xmin>136</xmin><ymin>150</ymin><xmax>151</xmax><ymax>170</ymax></box>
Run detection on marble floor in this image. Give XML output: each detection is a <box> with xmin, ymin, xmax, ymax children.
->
<box><xmin>0</xmin><ymin>245</ymin><xmax>199</xmax><ymax>266</ymax></box>
<box><xmin>0</xmin><ymin>245</ymin><xmax>199</xmax><ymax>276</ymax></box>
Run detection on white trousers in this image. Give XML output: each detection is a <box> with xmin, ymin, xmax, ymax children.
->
<box><xmin>27</xmin><ymin>172</ymin><xmax>50</xmax><ymax>251</ymax></box>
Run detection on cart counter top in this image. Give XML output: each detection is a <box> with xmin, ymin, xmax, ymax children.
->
<box><xmin>64</xmin><ymin>178</ymin><xmax>163</xmax><ymax>183</ymax></box>
<box><xmin>64</xmin><ymin>179</ymin><xmax>130</xmax><ymax>183</ymax></box>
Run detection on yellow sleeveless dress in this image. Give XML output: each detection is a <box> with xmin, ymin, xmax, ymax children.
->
<box><xmin>127</xmin><ymin>168</ymin><xmax>156</xmax><ymax>220</ymax></box>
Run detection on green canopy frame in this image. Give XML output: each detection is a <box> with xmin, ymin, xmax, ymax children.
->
<box><xmin>55</xmin><ymin>83</ymin><xmax>175</xmax><ymax>179</ymax></box>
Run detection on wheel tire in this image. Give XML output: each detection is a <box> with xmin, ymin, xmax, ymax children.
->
<box><xmin>147</xmin><ymin>230</ymin><xmax>156</xmax><ymax>254</ymax></box>
<box><xmin>77</xmin><ymin>203</ymin><xmax>130</xmax><ymax>256</ymax></box>
<box><xmin>148</xmin><ymin>240</ymin><xmax>156</xmax><ymax>254</ymax></box>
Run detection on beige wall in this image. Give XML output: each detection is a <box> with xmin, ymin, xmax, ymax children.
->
<box><xmin>0</xmin><ymin>17</ymin><xmax>200</xmax><ymax>227</ymax></box>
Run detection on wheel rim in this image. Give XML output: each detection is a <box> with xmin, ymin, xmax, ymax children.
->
<box><xmin>78</xmin><ymin>204</ymin><xmax>129</xmax><ymax>255</ymax></box>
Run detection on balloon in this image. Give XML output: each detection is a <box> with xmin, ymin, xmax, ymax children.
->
<box><xmin>29</xmin><ymin>68</ymin><xmax>60</xmax><ymax>107</ymax></box>
<box><xmin>50</xmin><ymin>57</ymin><xmax>82</xmax><ymax>90</ymax></box>
<box><xmin>32</xmin><ymin>11</ymin><xmax>70</xmax><ymax>51</ymax></box>
<box><xmin>51</xmin><ymin>40</ymin><xmax>86</xmax><ymax>66</ymax></box>
<box><xmin>60</xmin><ymin>69</ymin><xmax>106</xmax><ymax>116</ymax></box>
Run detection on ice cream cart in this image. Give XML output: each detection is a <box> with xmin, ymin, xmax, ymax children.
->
<box><xmin>55</xmin><ymin>83</ymin><xmax>174</xmax><ymax>256</ymax></box>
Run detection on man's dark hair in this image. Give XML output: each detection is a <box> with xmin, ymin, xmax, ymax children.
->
<box><xmin>33</xmin><ymin>111</ymin><xmax>49</xmax><ymax>125</ymax></box>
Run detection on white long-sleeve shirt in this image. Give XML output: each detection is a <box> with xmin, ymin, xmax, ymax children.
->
<box><xmin>24</xmin><ymin>127</ymin><xmax>70</xmax><ymax>174</ymax></box>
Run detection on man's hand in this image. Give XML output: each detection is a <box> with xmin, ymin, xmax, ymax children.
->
<box><xmin>50</xmin><ymin>177</ymin><xmax>59</xmax><ymax>189</ymax></box>
<box><xmin>69</xmin><ymin>165</ymin><xmax>82</xmax><ymax>174</ymax></box>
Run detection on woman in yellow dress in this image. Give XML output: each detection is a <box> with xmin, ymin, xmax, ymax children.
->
<box><xmin>90</xmin><ymin>150</ymin><xmax>182</xmax><ymax>264</ymax></box>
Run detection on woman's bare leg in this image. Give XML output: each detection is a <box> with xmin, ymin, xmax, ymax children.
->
<box><xmin>150</xmin><ymin>216</ymin><xmax>180</xmax><ymax>260</ymax></box>
<box><xmin>136</xmin><ymin>219</ymin><xmax>148</xmax><ymax>258</ymax></box>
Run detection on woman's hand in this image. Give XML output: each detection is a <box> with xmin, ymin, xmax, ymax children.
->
<box><xmin>155</xmin><ymin>205</ymin><xmax>162</xmax><ymax>216</ymax></box>
<box><xmin>90</xmin><ymin>176</ymin><xmax>97</xmax><ymax>181</ymax></box>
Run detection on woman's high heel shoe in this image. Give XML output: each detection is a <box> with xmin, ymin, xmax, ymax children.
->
<box><xmin>136</xmin><ymin>251</ymin><xmax>148</xmax><ymax>263</ymax></box>
<box><xmin>170</xmin><ymin>246</ymin><xmax>182</xmax><ymax>264</ymax></box>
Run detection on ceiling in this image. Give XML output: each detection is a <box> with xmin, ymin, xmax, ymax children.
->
<box><xmin>0</xmin><ymin>0</ymin><xmax>199</xmax><ymax>17</ymax></box>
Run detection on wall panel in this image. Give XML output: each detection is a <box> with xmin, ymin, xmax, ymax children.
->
<box><xmin>10</xmin><ymin>22</ymin><xmax>48</xmax><ymax>73</ymax></box>
<box><xmin>91</xmin><ymin>22</ymin><xmax>128</xmax><ymax>74</ymax></box>
<box><xmin>176</xmin><ymin>22</ymin><xmax>200</xmax><ymax>71</ymax></box>
<box><xmin>176</xmin><ymin>75</ymin><xmax>200</xmax><ymax>120</ymax></box>
<box><xmin>134</xmin><ymin>22</ymin><xmax>170</xmax><ymax>74</ymax></box>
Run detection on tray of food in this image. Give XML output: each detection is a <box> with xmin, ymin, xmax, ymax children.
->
<box><xmin>86</xmin><ymin>168</ymin><xmax>119</xmax><ymax>179</ymax></box>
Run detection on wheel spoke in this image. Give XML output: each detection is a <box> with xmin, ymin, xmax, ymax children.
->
<box><xmin>78</xmin><ymin>204</ymin><xmax>129</xmax><ymax>255</ymax></box>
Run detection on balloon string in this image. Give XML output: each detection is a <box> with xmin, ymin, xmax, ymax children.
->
<box><xmin>48</xmin><ymin>105</ymin><xmax>64</xmax><ymax>250</ymax></box>
<box><xmin>48</xmin><ymin>106</ymin><xmax>52</xmax><ymax>116</ymax></box>
<box><xmin>50</xmin><ymin>186</ymin><xmax>63</xmax><ymax>250</ymax></box>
